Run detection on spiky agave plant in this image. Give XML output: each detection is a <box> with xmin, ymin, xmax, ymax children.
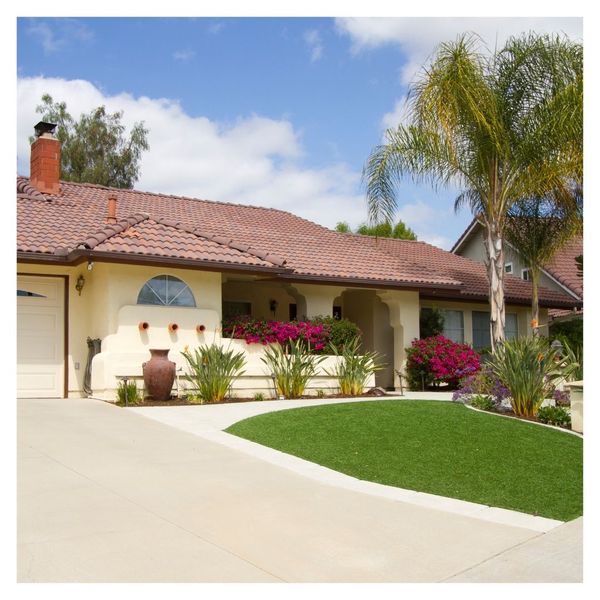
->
<box><xmin>489</xmin><ymin>337</ymin><xmax>573</xmax><ymax>417</ymax></box>
<box><xmin>262</xmin><ymin>339</ymin><xmax>326</xmax><ymax>399</ymax></box>
<box><xmin>181</xmin><ymin>343</ymin><xmax>246</xmax><ymax>403</ymax></box>
<box><xmin>327</xmin><ymin>337</ymin><xmax>385</xmax><ymax>396</ymax></box>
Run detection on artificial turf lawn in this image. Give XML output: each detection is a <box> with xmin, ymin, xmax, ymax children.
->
<box><xmin>226</xmin><ymin>400</ymin><xmax>583</xmax><ymax>521</ymax></box>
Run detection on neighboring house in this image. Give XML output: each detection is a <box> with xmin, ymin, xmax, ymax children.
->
<box><xmin>451</xmin><ymin>217</ymin><xmax>583</xmax><ymax>325</ymax></box>
<box><xmin>17</xmin><ymin>124</ymin><xmax>580</xmax><ymax>400</ymax></box>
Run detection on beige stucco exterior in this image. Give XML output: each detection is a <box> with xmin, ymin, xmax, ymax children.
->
<box><xmin>18</xmin><ymin>259</ymin><xmax>547</xmax><ymax>400</ymax></box>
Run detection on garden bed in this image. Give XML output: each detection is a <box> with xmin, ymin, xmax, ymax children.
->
<box><xmin>117</xmin><ymin>387</ymin><xmax>388</xmax><ymax>407</ymax></box>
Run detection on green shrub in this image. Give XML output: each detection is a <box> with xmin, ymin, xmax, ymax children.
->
<box><xmin>116</xmin><ymin>380</ymin><xmax>141</xmax><ymax>405</ymax></box>
<box><xmin>315</xmin><ymin>389</ymin><xmax>326</xmax><ymax>398</ymax></box>
<box><xmin>311</xmin><ymin>316</ymin><xmax>362</xmax><ymax>353</ymax></box>
<box><xmin>181</xmin><ymin>343</ymin><xmax>246</xmax><ymax>403</ymax></box>
<box><xmin>262</xmin><ymin>339</ymin><xmax>326</xmax><ymax>399</ymax></box>
<box><xmin>327</xmin><ymin>336</ymin><xmax>384</xmax><ymax>396</ymax></box>
<box><xmin>419</xmin><ymin>307</ymin><xmax>445</xmax><ymax>339</ymax></box>
<box><xmin>489</xmin><ymin>337</ymin><xmax>575</xmax><ymax>417</ymax></box>
<box><xmin>469</xmin><ymin>394</ymin><xmax>495</xmax><ymax>411</ymax></box>
<box><xmin>253</xmin><ymin>392</ymin><xmax>266</xmax><ymax>402</ymax></box>
<box><xmin>550</xmin><ymin>318</ymin><xmax>583</xmax><ymax>354</ymax></box>
<box><xmin>537</xmin><ymin>405</ymin><xmax>571</xmax><ymax>428</ymax></box>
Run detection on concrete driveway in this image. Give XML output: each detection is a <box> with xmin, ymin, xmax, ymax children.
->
<box><xmin>17</xmin><ymin>397</ymin><xmax>583</xmax><ymax>583</ymax></box>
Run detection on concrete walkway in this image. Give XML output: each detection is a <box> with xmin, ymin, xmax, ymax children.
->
<box><xmin>18</xmin><ymin>397</ymin><xmax>582</xmax><ymax>583</ymax></box>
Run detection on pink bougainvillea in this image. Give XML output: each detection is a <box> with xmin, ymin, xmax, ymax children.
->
<box><xmin>405</xmin><ymin>335</ymin><xmax>481</xmax><ymax>390</ymax></box>
<box><xmin>222</xmin><ymin>316</ymin><xmax>331</xmax><ymax>351</ymax></box>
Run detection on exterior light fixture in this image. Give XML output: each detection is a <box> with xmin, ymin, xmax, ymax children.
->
<box><xmin>87</xmin><ymin>260</ymin><xmax>94</xmax><ymax>271</ymax></box>
<box><xmin>550</xmin><ymin>339</ymin><xmax>563</xmax><ymax>357</ymax></box>
<box><xmin>269</xmin><ymin>299</ymin><xmax>278</xmax><ymax>314</ymax></box>
<box><xmin>75</xmin><ymin>274</ymin><xmax>85</xmax><ymax>295</ymax></box>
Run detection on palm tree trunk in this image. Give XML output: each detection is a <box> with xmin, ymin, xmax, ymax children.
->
<box><xmin>484</xmin><ymin>223</ymin><xmax>505</xmax><ymax>351</ymax></box>
<box><xmin>530</xmin><ymin>267</ymin><xmax>541</xmax><ymax>337</ymax></box>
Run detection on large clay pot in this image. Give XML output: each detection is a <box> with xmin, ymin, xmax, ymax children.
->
<box><xmin>143</xmin><ymin>349</ymin><xmax>176</xmax><ymax>401</ymax></box>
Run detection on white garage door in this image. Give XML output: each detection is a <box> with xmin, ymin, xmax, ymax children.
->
<box><xmin>17</xmin><ymin>275</ymin><xmax>65</xmax><ymax>398</ymax></box>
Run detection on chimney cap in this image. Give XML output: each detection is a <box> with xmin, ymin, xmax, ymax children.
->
<box><xmin>34</xmin><ymin>121</ymin><xmax>58</xmax><ymax>138</ymax></box>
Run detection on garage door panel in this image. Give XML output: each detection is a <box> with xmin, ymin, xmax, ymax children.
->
<box><xmin>17</xmin><ymin>276</ymin><xmax>65</xmax><ymax>398</ymax></box>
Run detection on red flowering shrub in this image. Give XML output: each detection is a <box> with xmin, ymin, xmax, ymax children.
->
<box><xmin>405</xmin><ymin>335</ymin><xmax>481</xmax><ymax>390</ymax></box>
<box><xmin>222</xmin><ymin>315</ymin><xmax>331</xmax><ymax>352</ymax></box>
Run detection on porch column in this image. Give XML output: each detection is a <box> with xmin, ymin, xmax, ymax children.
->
<box><xmin>377</xmin><ymin>290</ymin><xmax>420</xmax><ymax>391</ymax></box>
<box><xmin>291</xmin><ymin>284</ymin><xmax>346</xmax><ymax>319</ymax></box>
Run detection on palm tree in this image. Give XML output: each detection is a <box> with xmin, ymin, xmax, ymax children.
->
<box><xmin>364</xmin><ymin>33</ymin><xmax>582</xmax><ymax>349</ymax></box>
<box><xmin>505</xmin><ymin>194</ymin><xmax>582</xmax><ymax>335</ymax></box>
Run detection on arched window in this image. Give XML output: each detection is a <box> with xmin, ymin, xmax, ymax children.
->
<box><xmin>137</xmin><ymin>275</ymin><xmax>196</xmax><ymax>307</ymax></box>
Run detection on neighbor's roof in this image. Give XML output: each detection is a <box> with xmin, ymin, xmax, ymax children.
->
<box><xmin>16</xmin><ymin>176</ymin><xmax>578</xmax><ymax>307</ymax></box>
<box><xmin>451</xmin><ymin>216</ymin><xmax>583</xmax><ymax>300</ymax></box>
<box><xmin>352</xmin><ymin>236</ymin><xmax>577</xmax><ymax>308</ymax></box>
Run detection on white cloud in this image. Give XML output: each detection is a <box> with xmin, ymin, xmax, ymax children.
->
<box><xmin>172</xmin><ymin>49</ymin><xmax>195</xmax><ymax>62</ymax></box>
<box><xmin>17</xmin><ymin>76</ymin><xmax>367</xmax><ymax>229</ymax></box>
<box><xmin>304</xmin><ymin>29</ymin><xmax>323</xmax><ymax>62</ymax></box>
<box><xmin>336</xmin><ymin>17</ymin><xmax>582</xmax><ymax>84</ymax></box>
<box><xmin>26</xmin><ymin>18</ymin><xmax>94</xmax><ymax>54</ymax></box>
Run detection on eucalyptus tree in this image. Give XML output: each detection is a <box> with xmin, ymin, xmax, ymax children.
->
<box><xmin>33</xmin><ymin>94</ymin><xmax>150</xmax><ymax>189</ymax></box>
<box><xmin>364</xmin><ymin>33</ymin><xmax>582</xmax><ymax>349</ymax></box>
<box><xmin>505</xmin><ymin>194</ymin><xmax>582</xmax><ymax>335</ymax></box>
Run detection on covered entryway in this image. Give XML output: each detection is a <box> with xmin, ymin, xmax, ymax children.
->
<box><xmin>17</xmin><ymin>275</ymin><xmax>66</xmax><ymax>398</ymax></box>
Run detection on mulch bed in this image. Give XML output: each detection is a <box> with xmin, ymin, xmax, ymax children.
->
<box><xmin>118</xmin><ymin>388</ymin><xmax>389</xmax><ymax>407</ymax></box>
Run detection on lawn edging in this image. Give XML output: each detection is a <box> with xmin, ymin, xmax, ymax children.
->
<box><xmin>463</xmin><ymin>404</ymin><xmax>583</xmax><ymax>438</ymax></box>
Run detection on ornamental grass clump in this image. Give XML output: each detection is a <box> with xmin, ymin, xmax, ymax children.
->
<box><xmin>262</xmin><ymin>339</ymin><xmax>326</xmax><ymax>399</ymax></box>
<box><xmin>489</xmin><ymin>337</ymin><xmax>577</xmax><ymax>417</ymax></box>
<box><xmin>406</xmin><ymin>336</ymin><xmax>480</xmax><ymax>390</ymax></box>
<box><xmin>116</xmin><ymin>380</ymin><xmax>142</xmax><ymax>405</ymax></box>
<box><xmin>181</xmin><ymin>343</ymin><xmax>246</xmax><ymax>403</ymax></box>
<box><xmin>327</xmin><ymin>337</ymin><xmax>385</xmax><ymax>396</ymax></box>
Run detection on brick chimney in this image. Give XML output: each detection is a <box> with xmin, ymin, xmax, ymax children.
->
<box><xmin>106</xmin><ymin>194</ymin><xmax>118</xmax><ymax>224</ymax></box>
<box><xmin>30</xmin><ymin>121</ymin><xmax>61</xmax><ymax>195</ymax></box>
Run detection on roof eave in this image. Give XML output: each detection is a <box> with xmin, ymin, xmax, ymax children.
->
<box><xmin>17</xmin><ymin>249</ymin><xmax>292</xmax><ymax>276</ymax></box>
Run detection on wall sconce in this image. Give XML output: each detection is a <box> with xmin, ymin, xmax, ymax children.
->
<box><xmin>87</xmin><ymin>260</ymin><xmax>94</xmax><ymax>271</ymax></box>
<box><xmin>269</xmin><ymin>299</ymin><xmax>278</xmax><ymax>314</ymax></box>
<box><xmin>75</xmin><ymin>274</ymin><xmax>85</xmax><ymax>296</ymax></box>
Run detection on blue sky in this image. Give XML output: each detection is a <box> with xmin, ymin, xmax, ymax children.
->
<box><xmin>16</xmin><ymin>16</ymin><xmax>582</xmax><ymax>248</ymax></box>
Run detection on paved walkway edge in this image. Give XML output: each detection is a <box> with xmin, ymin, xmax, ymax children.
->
<box><xmin>129</xmin><ymin>400</ymin><xmax>563</xmax><ymax>533</ymax></box>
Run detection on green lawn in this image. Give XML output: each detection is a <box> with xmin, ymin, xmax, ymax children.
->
<box><xmin>226</xmin><ymin>400</ymin><xmax>583</xmax><ymax>521</ymax></box>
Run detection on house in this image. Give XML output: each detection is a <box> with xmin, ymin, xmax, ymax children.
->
<box><xmin>17</xmin><ymin>123</ymin><xmax>580</xmax><ymax>400</ymax></box>
<box><xmin>451</xmin><ymin>217</ymin><xmax>583</xmax><ymax>325</ymax></box>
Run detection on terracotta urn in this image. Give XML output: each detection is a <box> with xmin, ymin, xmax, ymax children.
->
<box><xmin>142</xmin><ymin>349</ymin><xmax>176</xmax><ymax>401</ymax></box>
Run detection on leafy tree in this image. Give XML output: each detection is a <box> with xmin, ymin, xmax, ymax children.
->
<box><xmin>505</xmin><ymin>195</ymin><xmax>582</xmax><ymax>334</ymax></box>
<box><xmin>335</xmin><ymin>221</ymin><xmax>351</xmax><ymax>233</ymax></box>
<box><xmin>356</xmin><ymin>220</ymin><xmax>418</xmax><ymax>240</ymax></box>
<box><xmin>33</xmin><ymin>94</ymin><xmax>150</xmax><ymax>189</ymax></box>
<box><xmin>364</xmin><ymin>33</ymin><xmax>582</xmax><ymax>349</ymax></box>
<box><xmin>334</xmin><ymin>220</ymin><xmax>418</xmax><ymax>240</ymax></box>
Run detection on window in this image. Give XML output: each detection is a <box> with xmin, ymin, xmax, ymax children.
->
<box><xmin>137</xmin><ymin>275</ymin><xmax>196</xmax><ymax>307</ymax></box>
<box><xmin>472</xmin><ymin>311</ymin><xmax>491</xmax><ymax>350</ymax></box>
<box><xmin>473</xmin><ymin>311</ymin><xmax>519</xmax><ymax>350</ymax></box>
<box><xmin>504</xmin><ymin>262</ymin><xmax>513</xmax><ymax>274</ymax></box>
<box><xmin>223</xmin><ymin>301</ymin><xmax>251</xmax><ymax>319</ymax></box>
<box><xmin>521</xmin><ymin>269</ymin><xmax>531</xmax><ymax>281</ymax></box>
<box><xmin>506</xmin><ymin>313</ymin><xmax>518</xmax><ymax>340</ymax></box>
<box><xmin>289</xmin><ymin>303</ymin><xmax>297</xmax><ymax>321</ymax></box>
<box><xmin>442</xmin><ymin>310</ymin><xmax>464</xmax><ymax>343</ymax></box>
<box><xmin>17</xmin><ymin>289</ymin><xmax>45</xmax><ymax>297</ymax></box>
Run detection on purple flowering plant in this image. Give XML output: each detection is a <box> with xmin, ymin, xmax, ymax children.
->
<box><xmin>452</xmin><ymin>365</ymin><xmax>511</xmax><ymax>406</ymax></box>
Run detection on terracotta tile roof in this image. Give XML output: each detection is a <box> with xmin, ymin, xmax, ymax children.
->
<box><xmin>544</xmin><ymin>236</ymin><xmax>583</xmax><ymax>298</ymax></box>
<box><xmin>16</xmin><ymin>177</ymin><xmax>579</xmax><ymax>307</ymax></box>
<box><xmin>357</xmin><ymin>236</ymin><xmax>578</xmax><ymax>308</ymax></box>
